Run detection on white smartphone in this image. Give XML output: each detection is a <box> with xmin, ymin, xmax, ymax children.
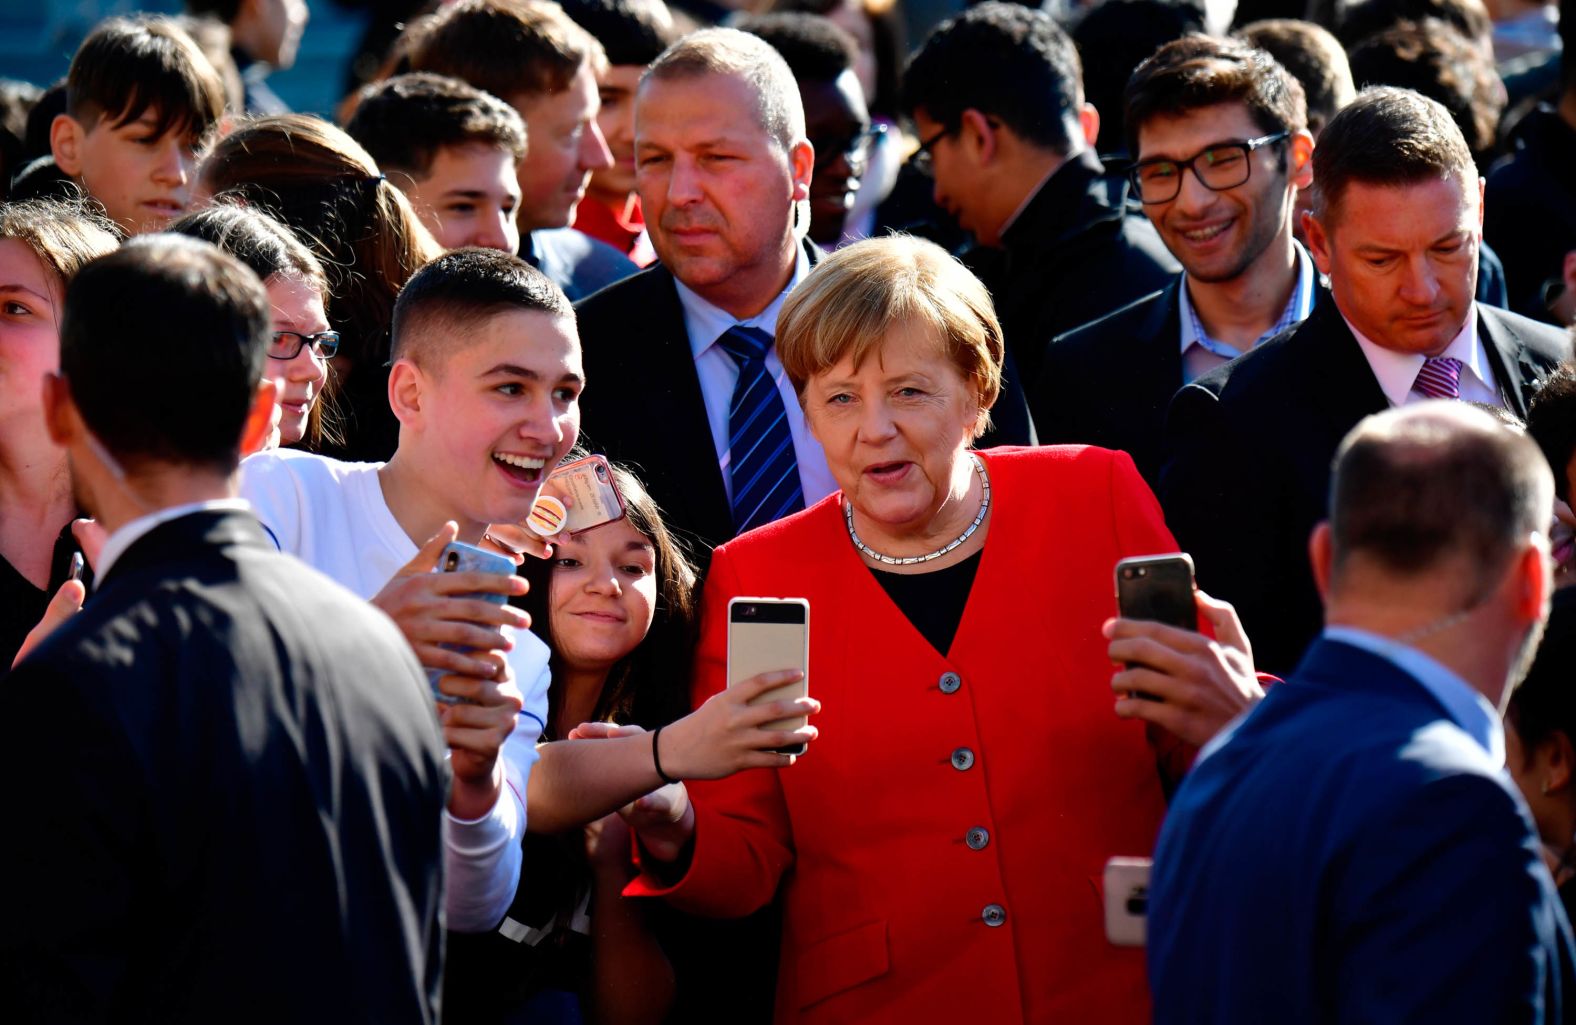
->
<box><xmin>1103</xmin><ymin>856</ymin><xmax>1152</xmax><ymax>947</ymax></box>
<box><xmin>726</xmin><ymin>597</ymin><xmax>810</xmax><ymax>756</ymax></box>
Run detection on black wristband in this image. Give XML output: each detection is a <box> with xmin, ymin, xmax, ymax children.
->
<box><xmin>652</xmin><ymin>725</ymin><xmax>680</xmax><ymax>786</ymax></box>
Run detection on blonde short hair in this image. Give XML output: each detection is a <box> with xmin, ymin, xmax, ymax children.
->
<box><xmin>777</xmin><ymin>236</ymin><xmax>1004</xmax><ymax>435</ymax></box>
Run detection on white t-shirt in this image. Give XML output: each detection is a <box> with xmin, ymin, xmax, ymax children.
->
<box><xmin>240</xmin><ymin>448</ymin><xmax>550</xmax><ymax>932</ymax></box>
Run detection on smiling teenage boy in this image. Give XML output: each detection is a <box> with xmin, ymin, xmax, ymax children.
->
<box><xmin>49</xmin><ymin>16</ymin><xmax>226</xmax><ymax>236</ymax></box>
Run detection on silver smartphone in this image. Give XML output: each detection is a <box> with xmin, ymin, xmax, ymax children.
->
<box><xmin>426</xmin><ymin>540</ymin><xmax>516</xmax><ymax>703</ymax></box>
<box><xmin>1103</xmin><ymin>856</ymin><xmax>1152</xmax><ymax>947</ymax></box>
<box><xmin>726</xmin><ymin>597</ymin><xmax>810</xmax><ymax>756</ymax></box>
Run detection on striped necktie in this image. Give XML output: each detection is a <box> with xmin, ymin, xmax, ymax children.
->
<box><xmin>1413</xmin><ymin>356</ymin><xmax>1464</xmax><ymax>400</ymax></box>
<box><xmin>716</xmin><ymin>325</ymin><xmax>804</xmax><ymax>536</ymax></box>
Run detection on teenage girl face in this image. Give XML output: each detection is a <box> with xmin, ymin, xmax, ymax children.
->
<box><xmin>262</xmin><ymin>272</ymin><xmax>330</xmax><ymax>446</ymax></box>
<box><xmin>548</xmin><ymin>517</ymin><xmax>658</xmax><ymax>674</ymax></box>
<box><xmin>0</xmin><ymin>239</ymin><xmax>62</xmax><ymax>434</ymax></box>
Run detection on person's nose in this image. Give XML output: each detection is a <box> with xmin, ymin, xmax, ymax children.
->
<box><xmin>666</xmin><ymin>156</ymin><xmax>703</xmax><ymax>207</ymax></box>
<box><xmin>1173</xmin><ymin>164</ymin><xmax>1218</xmax><ymax>217</ymax></box>
<box><xmin>153</xmin><ymin>141</ymin><xmax>193</xmax><ymax>188</ymax></box>
<box><xmin>857</xmin><ymin>398</ymin><xmax>898</xmax><ymax>443</ymax></box>
<box><xmin>284</xmin><ymin>347</ymin><xmax>324</xmax><ymax>385</ymax></box>
<box><xmin>472</xmin><ymin>209</ymin><xmax>514</xmax><ymax>252</ymax></box>
<box><xmin>581</xmin><ymin>120</ymin><xmax>614</xmax><ymax>173</ymax></box>
<box><xmin>1397</xmin><ymin>255</ymin><xmax>1442</xmax><ymax>307</ymax></box>
<box><xmin>585</xmin><ymin>564</ymin><xmax>622</xmax><ymax>596</ymax></box>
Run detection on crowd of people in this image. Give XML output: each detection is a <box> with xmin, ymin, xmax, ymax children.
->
<box><xmin>0</xmin><ymin>0</ymin><xmax>1574</xmax><ymax>1020</ymax></box>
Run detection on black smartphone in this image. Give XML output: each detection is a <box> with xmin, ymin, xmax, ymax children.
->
<box><xmin>1115</xmin><ymin>554</ymin><xmax>1196</xmax><ymax>631</ymax></box>
<box><xmin>727</xmin><ymin>597</ymin><xmax>810</xmax><ymax>757</ymax></box>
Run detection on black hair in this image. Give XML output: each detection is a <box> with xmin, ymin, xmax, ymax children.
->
<box><xmin>345</xmin><ymin>73</ymin><xmax>528</xmax><ymax>182</ymax></box>
<box><xmin>558</xmin><ymin>0</ymin><xmax>678</xmax><ymax>66</ymax></box>
<box><xmin>183</xmin><ymin>0</ymin><xmax>244</xmax><ymax>26</ymax></box>
<box><xmin>735</xmin><ymin>12</ymin><xmax>859</xmax><ymax>83</ymax></box>
<box><xmin>1528</xmin><ymin>363</ymin><xmax>1576</xmax><ymax>504</ymax></box>
<box><xmin>1506</xmin><ymin>597</ymin><xmax>1576</xmax><ymax>761</ymax></box>
<box><xmin>61</xmin><ymin>236</ymin><xmax>269</xmax><ymax>472</ymax></box>
<box><xmin>1335</xmin><ymin>0</ymin><xmax>1492</xmax><ymax>48</ymax></box>
<box><xmin>391</xmin><ymin>246</ymin><xmax>572</xmax><ymax>366</ymax></box>
<box><xmin>902</xmin><ymin>1</ymin><xmax>1084</xmax><ymax>154</ymax></box>
<box><xmin>1070</xmin><ymin>0</ymin><xmax>1207</xmax><ymax>156</ymax></box>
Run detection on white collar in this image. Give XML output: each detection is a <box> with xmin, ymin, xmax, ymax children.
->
<box><xmin>1344</xmin><ymin>304</ymin><xmax>1488</xmax><ymax>408</ymax></box>
<box><xmin>96</xmin><ymin>498</ymin><xmax>252</xmax><ymax>582</ymax></box>
<box><xmin>675</xmin><ymin>243</ymin><xmax>810</xmax><ymax>358</ymax></box>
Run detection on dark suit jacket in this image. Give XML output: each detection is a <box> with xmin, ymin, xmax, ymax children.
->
<box><xmin>1149</xmin><ymin>637</ymin><xmax>1575</xmax><ymax>1024</ymax></box>
<box><xmin>574</xmin><ymin>244</ymin><xmax>1033</xmax><ymax>562</ymax></box>
<box><xmin>972</xmin><ymin>149</ymin><xmax>1179</xmax><ymax>392</ymax></box>
<box><xmin>0</xmin><ymin>510</ymin><xmax>448</xmax><ymax>1024</ymax></box>
<box><xmin>1158</xmin><ymin>301</ymin><xmax>1571</xmax><ymax>674</ymax></box>
<box><xmin>1035</xmin><ymin>276</ymin><xmax>1330</xmax><ymax>489</ymax></box>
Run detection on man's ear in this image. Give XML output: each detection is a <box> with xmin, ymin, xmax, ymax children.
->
<box><xmin>1309</xmin><ymin>521</ymin><xmax>1334</xmax><ymax>601</ymax></box>
<box><xmin>959</xmin><ymin>108</ymin><xmax>998</xmax><ymax>165</ymax></box>
<box><xmin>1513</xmin><ymin>539</ymin><xmax>1550</xmax><ymax>624</ymax></box>
<box><xmin>50</xmin><ymin>113</ymin><xmax>85</xmax><ymax>177</ymax></box>
<box><xmin>1304</xmin><ymin>207</ymin><xmax>1333</xmax><ymax>278</ymax></box>
<box><xmin>1288</xmin><ymin>130</ymin><xmax>1314</xmax><ymax>191</ymax></box>
<box><xmin>1475</xmin><ymin>173</ymin><xmax>1485</xmax><ymax>230</ymax></box>
<box><xmin>1077</xmin><ymin>102</ymin><xmax>1099</xmax><ymax>149</ymax></box>
<box><xmin>789</xmin><ymin>139</ymin><xmax>814</xmax><ymax>202</ymax></box>
<box><xmin>239</xmin><ymin>378</ymin><xmax>279</xmax><ymax>456</ymax></box>
<box><xmin>388</xmin><ymin>358</ymin><xmax>426</xmax><ymax>428</ymax></box>
<box><xmin>1548</xmin><ymin>730</ymin><xmax>1575</xmax><ymax>793</ymax></box>
<box><xmin>41</xmin><ymin>371</ymin><xmax>78</xmax><ymax>446</ymax></box>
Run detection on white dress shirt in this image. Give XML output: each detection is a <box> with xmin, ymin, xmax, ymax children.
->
<box><xmin>673</xmin><ymin>244</ymin><xmax>838</xmax><ymax>506</ymax></box>
<box><xmin>1346</xmin><ymin>303</ymin><xmax>1504</xmax><ymax>408</ymax></box>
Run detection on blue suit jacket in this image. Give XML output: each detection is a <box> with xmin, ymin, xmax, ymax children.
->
<box><xmin>1149</xmin><ymin>637</ymin><xmax>1575</xmax><ymax>1024</ymax></box>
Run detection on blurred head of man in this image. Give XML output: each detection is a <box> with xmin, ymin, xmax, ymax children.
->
<box><xmin>738</xmin><ymin>12</ymin><xmax>871</xmax><ymax>247</ymax></box>
<box><xmin>1315</xmin><ymin>402</ymin><xmax>1554</xmax><ymax>707</ymax></box>
<box><xmin>900</xmin><ymin>2</ymin><xmax>1097</xmax><ymax>248</ymax></box>
<box><xmin>1123</xmin><ymin>34</ymin><xmax>1312</xmax><ymax>285</ymax></box>
<box><xmin>43</xmin><ymin>235</ymin><xmax>276</xmax><ymax>525</ymax></box>
<box><xmin>408</xmin><ymin>0</ymin><xmax>615</xmax><ymax>236</ymax></box>
<box><xmin>346</xmin><ymin>73</ymin><xmax>527</xmax><ymax>252</ymax></box>
<box><xmin>635</xmin><ymin>28</ymin><xmax>814</xmax><ymax>318</ymax></box>
<box><xmin>1304</xmin><ymin>87</ymin><xmax>1482</xmax><ymax>358</ymax></box>
<box><xmin>557</xmin><ymin>0</ymin><xmax>677</xmax><ymax>210</ymax></box>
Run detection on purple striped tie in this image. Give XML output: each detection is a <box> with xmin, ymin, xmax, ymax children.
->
<box><xmin>1413</xmin><ymin>356</ymin><xmax>1464</xmax><ymax>400</ymax></box>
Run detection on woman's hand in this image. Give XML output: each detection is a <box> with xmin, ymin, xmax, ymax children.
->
<box><xmin>657</xmin><ymin>670</ymin><xmax>820</xmax><ymax>781</ymax></box>
<box><xmin>619</xmin><ymin>782</ymin><xmax>693</xmax><ymax>864</ymax></box>
<box><xmin>11</xmin><ymin>578</ymin><xmax>86</xmax><ymax>668</ymax></box>
<box><xmin>585</xmin><ymin>810</ymin><xmax>636</xmax><ymax>875</ymax></box>
<box><xmin>1105</xmin><ymin>589</ymin><xmax>1264</xmax><ymax>747</ymax></box>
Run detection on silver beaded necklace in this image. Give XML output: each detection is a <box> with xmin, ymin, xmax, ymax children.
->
<box><xmin>844</xmin><ymin>452</ymin><xmax>991</xmax><ymax>566</ymax></box>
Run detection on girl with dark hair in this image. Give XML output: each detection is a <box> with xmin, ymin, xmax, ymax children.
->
<box><xmin>169</xmin><ymin>202</ymin><xmax>340</xmax><ymax>450</ymax></box>
<box><xmin>448</xmin><ymin>460</ymin><xmax>695</xmax><ymax>1025</ymax></box>
<box><xmin>197</xmin><ymin>113</ymin><xmax>442</xmax><ymax>462</ymax></box>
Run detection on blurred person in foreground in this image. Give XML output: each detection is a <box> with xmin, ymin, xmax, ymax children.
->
<box><xmin>0</xmin><ymin>235</ymin><xmax>448</xmax><ymax>1023</ymax></box>
<box><xmin>620</xmin><ymin>234</ymin><xmax>1260</xmax><ymax>1025</ymax></box>
<box><xmin>1160</xmin><ymin>87</ymin><xmax>1571</xmax><ymax>676</ymax></box>
<box><xmin>1151</xmin><ymin>401</ymin><xmax>1575</xmax><ymax>1024</ymax></box>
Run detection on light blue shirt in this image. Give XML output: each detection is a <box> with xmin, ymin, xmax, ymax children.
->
<box><xmin>672</xmin><ymin>244</ymin><xmax>837</xmax><ymax>506</ymax></box>
<box><xmin>1324</xmin><ymin>624</ymin><xmax>1505</xmax><ymax>764</ymax></box>
<box><xmin>1178</xmin><ymin>242</ymin><xmax>1316</xmax><ymax>384</ymax></box>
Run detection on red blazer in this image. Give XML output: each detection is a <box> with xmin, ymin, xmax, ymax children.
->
<box><xmin>629</xmin><ymin>447</ymin><xmax>1177</xmax><ymax>1024</ymax></box>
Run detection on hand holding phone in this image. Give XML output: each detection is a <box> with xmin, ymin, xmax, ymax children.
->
<box><xmin>425</xmin><ymin>541</ymin><xmax>520</xmax><ymax>703</ymax></box>
<box><xmin>727</xmin><ymin>598</ymin><xmax>811</xmax><ymax>756</ymax></box>
<box><xmin>370</xmin><ymin>524</ymin><xmax>528</xmax><ymax>697</ymax></box>
<box><xmin>1103</xmin><ymin>857</ymin><xmax>1151</xmax><ymax>947</ymax></box>
<box><xmin>537</xmin><ymin>454</ymin><xmax>627</xmax><ymax>536</ymax></box>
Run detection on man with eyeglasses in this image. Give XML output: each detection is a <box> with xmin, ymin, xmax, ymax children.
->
<box><xmin>899</xmin><ymin>2</ymin><xmax>1176</xmax><ymax>393</ymax></box>
<box><xmin>1032</xmin><ymin>35</ymin><xmax>1317</xmax><ymax>490</ymax></box>
<box><xmin>1160</xmin><ymin>86</ymin><xmax>1572</xmax><ymax>676</ymax></box>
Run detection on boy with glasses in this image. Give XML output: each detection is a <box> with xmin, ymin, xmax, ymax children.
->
<box><xmin>1033</xmin><ymin>34</ymin><xmax>1316</xmax><ymax>488</ymax></box>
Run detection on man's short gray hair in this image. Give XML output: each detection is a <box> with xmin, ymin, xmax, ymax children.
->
<box><xmin>642</xmin><ymin>27</ymin><xmax>806</xmax><ymax>151</ymax></box>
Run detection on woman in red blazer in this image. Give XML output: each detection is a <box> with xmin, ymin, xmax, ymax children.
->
<box><xmin>624</xmin><ymin>236</ymin><xmax>1246</xmax><ymax>1024</ymax></box>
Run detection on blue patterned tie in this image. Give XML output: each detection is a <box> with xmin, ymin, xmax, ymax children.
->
<box><xmin>716</xmin><ymin>326</ymin><xmax>804</xmax><ymax>535</ymax></box>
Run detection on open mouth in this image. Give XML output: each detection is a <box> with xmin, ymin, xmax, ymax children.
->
<box><xmin>1179</xmin><ymin>220</ymin><xmax>1231</xmax><ymax>244</ymax></box>
<box><xmin>493</xmin><ymin>451</ymin><xmax>547</xmax><ymax>484</ymax></box>
<box><xmin>865</xmin><ymin>460</ymin><xmax>910</xmax><ymax>484</ymax></box>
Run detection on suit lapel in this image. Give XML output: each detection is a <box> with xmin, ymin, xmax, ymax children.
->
<box><xmin>95</xmin><ymin>510</ymin><xmax>266</xmax><ymax>593</ymax></box>
<box><xmin>1478</xmin><ymin>306</ymin><xmax>1542</xmax><ymax>417</ymax></box>
<box><xmin>1305</xmin><ymin>302</ymin><xmax>1391</xmax><ymax>440</ymax></box>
